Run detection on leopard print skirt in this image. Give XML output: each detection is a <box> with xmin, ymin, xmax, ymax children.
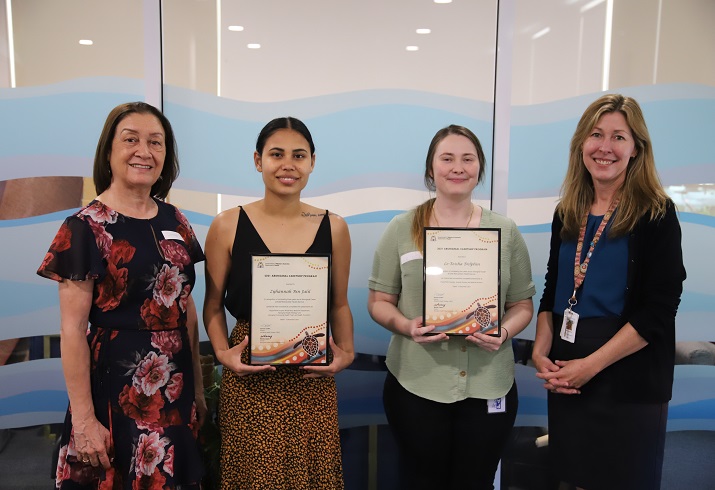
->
<box><xmin>218</xmin><ymin>320</ymin><xmax>344</xmax><ymax>489</ymax></box>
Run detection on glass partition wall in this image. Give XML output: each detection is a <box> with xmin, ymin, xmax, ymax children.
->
<box><xmin>0</xmin><ymin>0</ymin><xmax>147</xmax><ymax>431</ymax></box>
<box><xmin>1</xmin><ymin>1</ymin><xmax>714</xmax><ymax>488</ymax></box>
<box><xmin>507</xmin><ymin>0</ymin><xmax>715</xmax><ymax>452</ymax></box>
<box><xmin>161</xmin><ymin>2</ymin><xmax>499</xmax><ymax>487</ymax></box>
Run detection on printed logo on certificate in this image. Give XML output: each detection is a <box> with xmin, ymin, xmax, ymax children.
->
<box><xmin>423</xmin><ymin>228</ymin><xmax>501</xmax><ymax>336</ymax></box>
<box><xmin>250</xmin><ymin>253</ymin><xmax>331</xmax><ymax>365</ymax></box>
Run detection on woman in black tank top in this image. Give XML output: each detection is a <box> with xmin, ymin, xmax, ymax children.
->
<box><xmin>203</xmin><ymin>117</ymin><xmax>355</xmax><ymax>489</ymax></box>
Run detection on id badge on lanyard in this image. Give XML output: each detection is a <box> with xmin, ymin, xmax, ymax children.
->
<box><xmin>560</xmin><ymin>301</ymin><xmax>579</xmax><ymax>343</ymax></box>
<box><xmin>562</xmin><ymin>199</ymin><xmax>618</xmax><ymax>343</ymax></box>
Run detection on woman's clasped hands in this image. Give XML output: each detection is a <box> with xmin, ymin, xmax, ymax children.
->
<box><xmin>532</xmin><ymin>354</ymin><xmax>600</xmax><ymax>395</ymax></box>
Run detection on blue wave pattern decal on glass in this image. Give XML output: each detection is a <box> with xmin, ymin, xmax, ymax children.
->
<box><xmin>0</xmin><ymin>78</ymin><xmax>144</xmax><ymax>181</ymax></box>
<box><xmin>507</xmin><ymin>85</ymin><xmax>715</xmax><ymax>199</ymax></box>
<box><xmin>163</xmin><ymin>85</ymin><xmax>495</xmax><ymax>200</ymax></box>
<box><xmin>2</xmin><ymin>80</ymin><xmax>714</xmax><ymax>431</ymax></box>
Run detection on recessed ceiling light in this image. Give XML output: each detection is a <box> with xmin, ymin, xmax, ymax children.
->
<box><xmin>434</xmin><ymin>0</ymin><xmax>452</xmax><ymax>4</ymax></box>
<box><xmin>247</xmin><ymin>43</ymin><xmax>261</xmax><ymax>49</ymax></box>
<box><xmin>531</xmin><ymin>27</ymin><xmax>551</xmax><ymax>40</ymax></box>
<box><xmin>416</xmin><ymin>28</ymin><xmax>431</xmax><ymax>34</ymax></box>
<box><xmin>580</xmin><ymin>0</ymin><xmax>605</xmax><ymax>13</ymax></box>
<box><xmin>406</xmin><ymin>46</ymin><xmax>419</xmax><ymax>52</ymax></box>
<box><xmin>228</xmin><ymin>25</ymin><xmax>244</xmax><ymax>32</ymax></box>
<box><xmin>79</xmin><ymin>40</ymin><xmax>93</xmax><ymax>46</ymax></box>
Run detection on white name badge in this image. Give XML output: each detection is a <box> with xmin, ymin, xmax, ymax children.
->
<box><xmin>487</xmin><ymin>396</ymin><xmax>506</xmax><ymax>414</ymax></box>
<box><xmin>560</xmin><ymin>309</ymin><xmax>579</xmax><ymax>343</ymax></box>
<box><xmin>400</xmin><ymin>251</ymin><xmax>422</xmax><ymax>265</ymax></box>
<box><xmin>162</xmin><ymin>230</ymin><xmax>184</xmax><ymax>241</ymax></box>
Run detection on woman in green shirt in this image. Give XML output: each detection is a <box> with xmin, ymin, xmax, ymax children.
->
<box><xmin>368</xmin><ymin>125</ymin><xmax>535</xmax><ymax>489</ymax></box>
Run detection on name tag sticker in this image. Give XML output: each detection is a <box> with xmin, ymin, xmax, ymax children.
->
<box><xmin>400</xmin><ymin>251</ymin><xmax>423</xmax><ymax>265</ymax></box>
<box><xmin>161</xmin><ymin>231</ymin><xmax>184</xmax><ymax>241</ymax></box>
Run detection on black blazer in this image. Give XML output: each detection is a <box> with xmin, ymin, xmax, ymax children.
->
<box><xmin>538</xmin><ymin>200</ymin><xmax>686</xmax><ymax>402</ymax></box>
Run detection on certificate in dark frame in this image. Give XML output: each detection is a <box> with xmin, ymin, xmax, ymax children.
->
<box><xmin>249</xmin><ymin>253</ymin><xmax>332</xmax><ymax>365</ymax></box>
<box><xmin>422</xmin><ymin>227</ymin><xmax>501</xmax><ymax>337</ymax></box>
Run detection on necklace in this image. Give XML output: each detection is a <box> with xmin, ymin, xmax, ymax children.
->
<box><xmin>433</xmin><ymin>203</ymin><xmax>474</xmax><ymax>228</ymax></box>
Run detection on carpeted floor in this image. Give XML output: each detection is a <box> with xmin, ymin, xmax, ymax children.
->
<box><xmin>1</xmin><ymin>426</ymin><xmax>714</xmax><ymax>489</ymax></box>
<box><xmin>661</xmin><ymin>430</ymin><xmax>715</xmax><ymax>490</ymax></box>
<box><xmin>0</xmin><ymin>426</ymin><xmax>56</xmax><ymax>490</ymax></box>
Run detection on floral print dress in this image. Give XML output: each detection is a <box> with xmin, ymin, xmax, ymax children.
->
<box><xmin>37</xmin><ymin>199</ymin><xmax>205</xmax><ymax>489</ymax></box>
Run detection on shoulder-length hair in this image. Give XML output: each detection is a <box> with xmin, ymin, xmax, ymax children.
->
<box><xmin>411</xmin><ymin>125</ymin><xmax>486</xmax><ymax>251</ymax></box>
<box><xmin>93</xmin><ymin>102</ymin><xmax>179</xmax><ymax>199</ymax></box>
<box><xmin>558</xmin><ymin>94</ymin><xmax>669</xmax><ymax>239</ymax></box>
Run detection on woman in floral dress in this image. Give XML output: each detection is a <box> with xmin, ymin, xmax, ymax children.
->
<box><xmin>37</xmin><ymin>102</ymin><xmax>206</xmax><ymax>489</ymax></box>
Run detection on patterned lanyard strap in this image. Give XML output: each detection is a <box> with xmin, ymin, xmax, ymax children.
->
<box><xmin>569</xmin><ymin>198</ymin><xmax>620</xmax><ymax>309</ymax></box>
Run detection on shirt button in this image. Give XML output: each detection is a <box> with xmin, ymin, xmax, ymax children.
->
<box><xmin>460</xmin><ymin>371</ymin><xmax>466</xmax><ymax>377</ymax></box>
<box><xmin>461</xmin><ymin>346</ymin><xmax>467</xmax><ymax>352</ymax></box>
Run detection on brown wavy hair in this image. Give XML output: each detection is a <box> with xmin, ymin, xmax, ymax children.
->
<box><xmin>558</xmin><ymin>94</ymin><xmax>669</xmax><ymax>239</ymax></box>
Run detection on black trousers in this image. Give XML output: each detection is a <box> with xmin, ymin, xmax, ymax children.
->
<box><xmin>383</xmin><ymin>371</ymin><xmax>518</xmax><ymax>490</ymax></box>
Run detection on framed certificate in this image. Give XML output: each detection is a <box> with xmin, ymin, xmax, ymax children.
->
<box><xmin>250</xmin><ymin>253</ymin><xmax>331</xmax><ymax>365</ymax></box>
<box><xmin>423</xmin><ymin>227</ymin><xmax>501</xmax><ymax>336</ymax></box>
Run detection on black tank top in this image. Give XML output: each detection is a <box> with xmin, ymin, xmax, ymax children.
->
<box><xmin>224</xmin><ymin>206</ymin><xmax>333</xmax><ymax>320</ymax></box>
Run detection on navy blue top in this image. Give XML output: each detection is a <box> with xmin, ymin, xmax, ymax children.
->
<box><xmin>553</xmin><ymin>214</ymin><xmax>628</xmax><ymax>318</ymax></box>
<box><xmin>539</xmin><ymin>201</ymin><xmax>686</xmax><ymax>402</ymax></box>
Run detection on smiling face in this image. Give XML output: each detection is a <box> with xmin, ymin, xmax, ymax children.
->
<box><xmin>108</xmin><ymin>113</ymin><xmax>166</xmax><ymax>192</ymax></box>
<box><xmin>581</xmin><ymin>111</ymin><xmax>637</xmax><ymax>192</ymax></box>
<box><xmin>430</xmin><ymin>134</ymin><xmax>481</xmax><ymax>199</ymax></box>
<box><xmin>254</xmin><ymin>128</ymin><xmax>315</xmax><ymax>196</ymax></box>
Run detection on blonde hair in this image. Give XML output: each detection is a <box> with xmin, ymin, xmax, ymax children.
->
<box><xmin>411</xmin><ymin>125</ymin><xmax>485</xmax><ymax>251</ymax></box>
<box><xmin>558</xmin><ymin>94</ymin><xmax>670</xmax><ymax>239</ymax></box>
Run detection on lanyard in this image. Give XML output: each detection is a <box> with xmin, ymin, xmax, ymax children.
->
<box><xmin>568</xmin><ymin>198</ymin><xmax>619</xmax><ymax>309</ymax></box>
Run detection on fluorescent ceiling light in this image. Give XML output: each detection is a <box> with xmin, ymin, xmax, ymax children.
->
<box><xmin>531</xmin><ymin>27</ymin><xmax>550</xmax><ymax>40</ymax></box>
<box><xmin>602</xmin><ymin>0</ymin><xmax>613</xmax><ymax>90</ymax></box>
<box><xmin>247</xmin><ymin>43</ymin><xmax>261</xmax><ymax>49</ymax></box>
<box><xmin>434</xmin><ymin>0</ymin><xmax>452</xmax><ymax>3</ymax></box>
<box><xmin>406</xmin><ymin>46</ymin><xmax>419</xmax><ymax>51</ymax></box>
<box><xmin>416</xmin><ymin>28</ymin><xmax>431</xmax><ymax>34</ymax></box>
<box><xmin>580</xmin><ymin>0</ymin><xmax>605</xmax><ymax>13</ymax></box>
<box><xmin>228</xmin><ymin>25</ymin><xmax>244</xmax><ymax>31</ymax></box>
<box><xmin>79</xmin><ymin>40</ymin><xmax>94</xmax><ymax>45</ymax></box>
<box><xmin>217</xmin><ymin>0</ymin><xmax>222</xmax><ymax>97</ymax></box>
<box><xmin>6</xmin><ymin>0</ymin><xmax>16</xmax><ymax>87</ymax></box>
